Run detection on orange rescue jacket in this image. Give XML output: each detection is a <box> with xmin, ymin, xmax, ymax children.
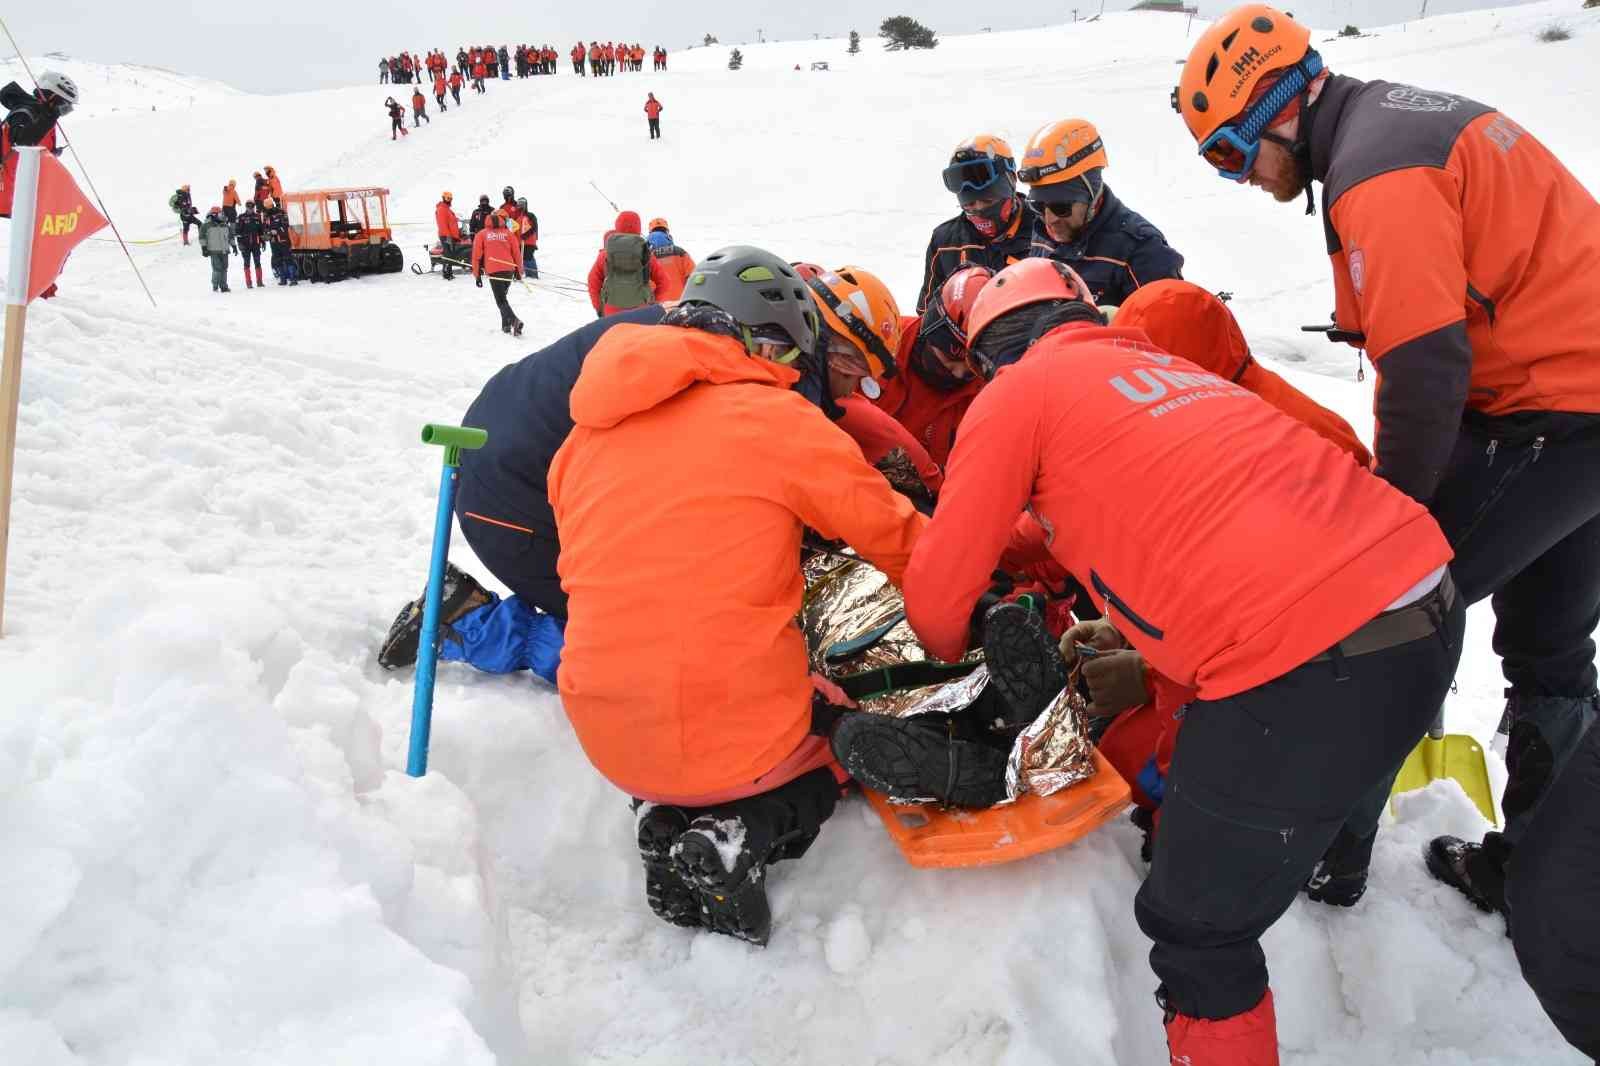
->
<box><xmin>549</xmin><ymin>325</ymin><xmax>926</xmax><ymax>796</ymax></box>
<box><xmin>1115</xmin><ymin>280</ymin><xmax>1371</xmax><ymax>466</ymax></box>
<box><xmin>904</xmin><ymin>322</ymin><xmax>1451</xmax><ymax>700</ymax></box>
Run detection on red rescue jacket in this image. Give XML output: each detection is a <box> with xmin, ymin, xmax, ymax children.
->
<box><xmin>870</xmin><ymin>316</ymin><xmax>983</xmax><ymax>470</ymax></box>
<box><xmin>904</xmin><ymin>322</ymin><xmax>1451</xmax><ymax>699</ymax></box>
<box><xmin>436</xmin><ymin>200</ymin><xmax>461</xmax><ymax>240</ymax></box>
<box><xmin>471</xmin><ymin>226</ymin><xmax>522</xmax><ymax>277</ymax></box>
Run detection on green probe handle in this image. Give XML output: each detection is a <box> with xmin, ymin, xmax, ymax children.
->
<box><xmin>421</xmin><ymin>424</ymin><xmax>488</xmax><ymax>467</ymax></box>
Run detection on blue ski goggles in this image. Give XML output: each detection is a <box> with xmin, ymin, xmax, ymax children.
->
<box><xmin>941</xmin><ymin>155</ymin><xmax>1016</xmax><ymax>200</ymax></box>
<box><xmin>1196</xmin><ymin>50</ymin><xmax>1323</xmax><ymax>182</ymax></box>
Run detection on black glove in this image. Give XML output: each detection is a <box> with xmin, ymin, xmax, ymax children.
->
<box><xmin>475</xmin><ymin>275</ymin><xmax>483</xmax><ymax>288</ymax></box>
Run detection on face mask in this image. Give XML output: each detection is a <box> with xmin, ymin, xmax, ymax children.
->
<box><xmin>963</xmin><ymin>196</ymin><xmax>1014</xmax><ymax>240</ymax></box>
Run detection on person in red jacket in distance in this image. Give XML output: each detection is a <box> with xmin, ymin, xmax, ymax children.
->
<box><xmin>471</xmin><ymin>211</ymin><xmax>523</xmax><ymax>335</ymax></box>
<box><xmin>889</xmin><ymin>258</ymin><xmax>1462</xmax><ymax>1066</ymax></box>
<box><xmin>435</xmin><ymin>190</ymin><xmax>462</xmax><ymax>280</ymax></box>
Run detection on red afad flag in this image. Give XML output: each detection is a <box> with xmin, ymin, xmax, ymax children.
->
<box><xmin>26</xmin><ymin>153</ymin><xmax>107</xmax><ymax>302</ymax></box>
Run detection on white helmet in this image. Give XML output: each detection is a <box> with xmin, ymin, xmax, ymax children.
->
<box><xmin>37</xmin><ymin>70</ymin><xmax>79</xmax><ymax>110</ymax></box>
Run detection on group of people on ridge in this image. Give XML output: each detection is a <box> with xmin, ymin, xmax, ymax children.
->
<box><xmin>572</xmin><ymin>42</ymin><xmax>663</xmax><ymax>76</ymax></box>
<box><xmin>170</xmin><ymin>167</ymin><xmax>297</xmax><ymax>292</ymax></box>
<box><xmin>377</xmin><ymin>6</ymin><xmax>1600</xmax><ymax>1063</ymax></box>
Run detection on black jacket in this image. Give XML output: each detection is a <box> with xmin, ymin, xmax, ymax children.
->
<box><xmin>916</xmin><ymin>196</ymin><xmax>1041</xmax><ymax>312</ymax></box>
<box><xmin>1028</xmin><ymin>185</ymin><xmax>1184</xmax><ymax>308</ymax></box>
<box><xmin>2</xmin><ymin>81</ymin><xmax>63</xmax><ymax>152</ymax></box>
<box><xmin>264</xmin><ymin>208</ymin><xmax>291</xmax><ymax>245</ymax></box>
<box><xmin>469</xmin><ymin>204</ymin><xmax>493</xmax><ymax>234</ymax></box>
<box><xmin>458</xmin><ymin>305</ymin><xmax>667</xmax><ymax>537</ymax></box>
<box><xmin>234</xmin><ymin>210</ymin><xmax>265</xmax><ymax>247</ymax></box>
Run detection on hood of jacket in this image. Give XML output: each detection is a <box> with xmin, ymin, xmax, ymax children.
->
<box><xmin>613</xmin><ymin>210</ymin><xmax>642</xmax><ymax>235</ymax></box>
<box><xmin>570</xmin><ymin>324</ymin><xmax>801</xmax><ymax>429</ymax></box>
<box><xmin>1113</xmin><ymin>279</ymin><xmax>1250</xmax><ymax>382</ymax></box>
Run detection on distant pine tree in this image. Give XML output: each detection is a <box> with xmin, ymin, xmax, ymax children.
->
<box><xmin>848</xmin><ymin>30</ymin><xmax>861</xmax><ymax>54</ymax></box>
<box><xmin>728</xmin><ymin>48</ymin><xmax>744</xmax><ymax>70</ymax></box>
<box><xmin>880</xmin><ymin>16</ymin><xmax>938</xmax><ymax>50</ymax></box>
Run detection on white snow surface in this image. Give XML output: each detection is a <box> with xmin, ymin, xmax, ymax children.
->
<box><xmin>1</xmin><ymin>55</ymin><xmax>240</xmax><ymax>120</ymax></box>
<box><xmin>2</xmin><ymin>4</ymin><xmax>1597</xmax><ymax>1063</ymax></box>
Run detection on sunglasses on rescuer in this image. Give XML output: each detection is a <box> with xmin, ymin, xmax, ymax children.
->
<box><xmin>941</xmin><ymin>156</ymin><xmax>1015</xmax><ymax>197</ymax></box>
<box><xmin>1038</xmin><ymin>201</ymin><xmax>1079</xmax><ymax>217</ymax></box>
<box><xmin>1192</xmin><ymin>51</ymin><xmax>1323</xmax><ymax>182</ymax></box>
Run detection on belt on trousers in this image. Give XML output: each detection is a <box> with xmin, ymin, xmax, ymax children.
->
<box><xmin>1309</xmin><ymin>569</ymin><xmax>1456</xmax><ymax>664</ymax></box>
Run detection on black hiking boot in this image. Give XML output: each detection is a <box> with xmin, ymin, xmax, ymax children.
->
<box><xmin>1426</xmin><ymin>834</ymin><xmax>1511</xmax><ymax>918</ymax></box>
<box><xmin>670</xmin><ymin>813</ymin><xmax>773</xmax><ymax>946</ymax></box>
<box><xmin>636</xmin><ymin>804</ymin><xmax>702</xmax><ymax>929</ymax></box>
<box><xmin>1304</xmin><ymin>825</ymin><xmax>1377</xmax><ymax>907</ymax></box>
<box><xmin>982</xmin><ymin>599</ymin><xmax>1069</xmax><ymax>728</ymax></box>
<box><xmin>377</xmin><ymin>562</ymin><xmax>493</xmax><ymax>670</ymax></box>
<box><xmin>829</xmin><ymin>711</ymin><xmax>1010</xmax><ymax>809</ymax></box>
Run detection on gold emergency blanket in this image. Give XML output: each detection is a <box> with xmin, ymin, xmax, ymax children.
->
<box><xmin>799</xmin><ymin>551</ymin><xmax>1096</xmax><ymax>799</ymax></box>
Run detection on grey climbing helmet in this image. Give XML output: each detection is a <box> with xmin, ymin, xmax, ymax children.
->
<box><xmin>679</xmin><ymin>246</ymin><xmax>820</xmax><ymax>354</ymax></box>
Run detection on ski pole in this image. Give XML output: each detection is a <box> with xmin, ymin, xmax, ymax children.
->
<box><xmin>588</xmin><ymin>179</ymin><xmax>619</xmax><ymax>212</ymax></box>
<box><xmin>406</xmin><ymin>422</ymin><xmax>488</xmax><ymax>777</ymax></box>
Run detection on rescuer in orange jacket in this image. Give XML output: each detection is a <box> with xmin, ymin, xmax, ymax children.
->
<box><xmin>1176</xmin><ymin>7</ymin><xmax>1600</xmax><ymax>968</ymax></box>
<box><xmin>435</xmin><ymin>191</ymin><xmax>462</xmax><ymax>279</ymax></box>
<box><xmin>548</xmin><ymin>246</ymin><xmax>926</xmax><ymax>946</ymax></box>
<box><xmin>1115</xmin><ymin>279</ymin><xmax>1370</xmax><ymax>465</ymax></box>
<box><xmin>899</xmin><ymin>257</ymin><xmax>1460</xmax><ymax>1064</ymax></box>
<box><xmin>470</xmin><ymin>212</ymin><xmax>523</xmax><ymax>335</ymax></box>
<box><xmin>645</xmin><ymin>217</ymin><xmax>694</xmax><ymax>300</ymax></box>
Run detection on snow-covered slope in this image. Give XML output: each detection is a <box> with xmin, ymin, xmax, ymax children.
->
<box><xmin>0</xmin><ymin>55</ymin><xmax>240</xmax><ymax>119</ymax></box>
<box><xmin>1</xmin><ymin>3</ymin><xmax>1596</xmax><ymax>1063</ymax></box>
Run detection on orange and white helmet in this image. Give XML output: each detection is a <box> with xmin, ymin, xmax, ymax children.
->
<box><xmin>1019</xmin><ymin>119</ymin><xmax>1109</xmax><ymax>206</ymax></box>
<box><xmin>942</xmin><ymin>134</ymin><xmax>1018</xmax><ymax>205</ymax></box>
<box><xmin>804</xmin><ymin>266</ymin><xmax>903</xmax><ymax>380</ymax></box>
<box><xmin>1174</xmin><ymin>5</ymin><xmax>1321</xmax><ymax>181</ymax></box>
<box><xmin>966</xmin><ymin>258</ymin><xmax>1100</xmax><ymax>378</ymax></box>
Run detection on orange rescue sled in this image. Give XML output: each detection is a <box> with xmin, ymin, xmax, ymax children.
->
<box><xmin>864</xmin><ymin>747</ymin><xmax>1131</xmax><ymax>868</ymax></box>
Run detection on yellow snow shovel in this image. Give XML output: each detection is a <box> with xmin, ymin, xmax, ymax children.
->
<box><xmin>1392</xmin><ymin>706</ymin><xmax>1498</xmax><ymax>826</ymax></box>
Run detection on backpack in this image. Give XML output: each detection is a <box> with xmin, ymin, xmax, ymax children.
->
<box><xmin>600</xmin><ymin>232</ymin><xmax>652</xmax><ymax>310</ymax></box>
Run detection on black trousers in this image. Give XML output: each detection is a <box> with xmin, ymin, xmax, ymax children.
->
<box><xmin>647</xmin><ymin>117</ymin><xmax>660</xmax><ymax>139</ymax></box>
<box><xmin>1135</xmin><ymin>588</ymin><xmax>1465</xmax><ymax>1020</ymax></box>
<box><xmin>1434</xmin><ymin>413</ymin><xmax>1600</xmax><ymax>842</ymax></box>
<box><xmin>1508</xmin><ymin>719</ymin><xmax>1600</xmax><ymax>1061</ymax></box>
<box><xmin>454</xmin><ymin>473</ymin><xmax>564</xmax><ymax>618</ymax></box>
<box><xmin>238</xmin><ymin>243</ymin><xmax>262</xmax><ymax>271</ymax></box>
<box><xmin>488</xmin><ymin>272</ymin><xmax>517</xmax><ymax>328</ymax></box>
<box><xmin>450</xmin><ymin>87</ymin><xmax>461</xmax><ymax>104</ymax></box>
<box><xmin>636</xmin><ymin>767</ymin><xmax>841</xmax><ymax>866</ymax></box>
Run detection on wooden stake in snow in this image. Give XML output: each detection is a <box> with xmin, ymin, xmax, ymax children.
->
<box><xmin>0</xmin><ymin>145</ymin><xmax>105</xmax><ymax>634</ymax></box>
<box><xmin>0</xmin><ymin>147</ymin><xmax>41</xmax><ymax>635</ymax></box>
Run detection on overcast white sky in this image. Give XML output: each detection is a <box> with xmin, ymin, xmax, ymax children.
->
<box><xmin>4</xmin><ymin>0</ymin><xmax>1539</xmax><ymax>93</ymax></box>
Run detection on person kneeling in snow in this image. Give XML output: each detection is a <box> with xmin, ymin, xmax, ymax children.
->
<box><xmin>549</xmin><ymin>247</ymin><xmax>928</xmax><ymax>946</ymax></box>
<box><xmin>902</xmin><ymin>258</ymin><xmax>1461</xmax><ymax>1064</ymax></box>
